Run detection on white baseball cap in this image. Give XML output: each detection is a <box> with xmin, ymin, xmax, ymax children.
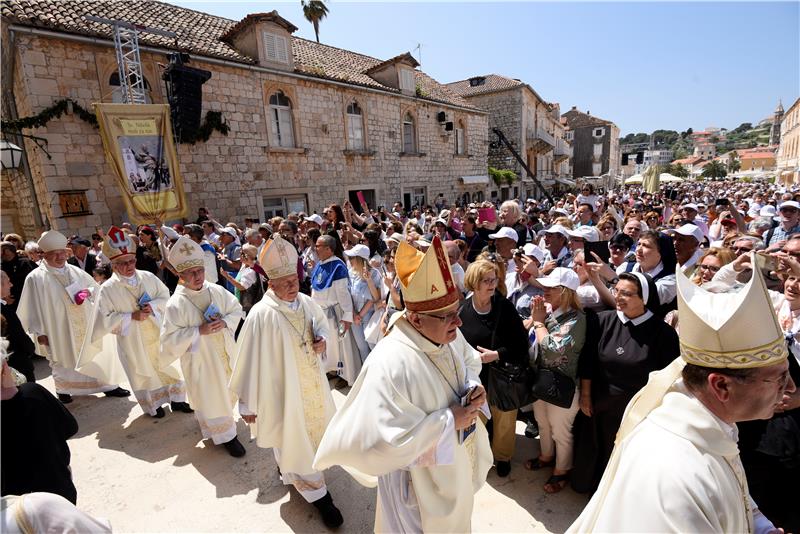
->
<box><xmin>680</xmin><ymin>203</ymin><xmax>699</xmax><ymax>212</ymax></box>
<box><xmin>536</xmin><ymin>267</ymin><xmax>580</xmax><ymax>291</ymax></box>
<box><xmin>759</xmin><ymin>205</ymin><xmax>777</xmax><ymax>218</ymax></box>
<box><xmin>344</xmin><ymin>244</ymin><xmax>371</xmax><ymax>260</ymax></box>
<box><xmin>671</xmin><ymin>223</ymin><xmax>704</xmax><ymax>243</ymax></box>
<box><xmin>779</xmin><ymin>200</ymin><xmax>800</xmax><ymax>211</ymax></box>
<box><xmin>567</xmin><ymin>226</ymin><xmax>600</xmax><ymax>243</ymax></box>
<box><xmin>544</xmin><ymin>224</ymin><xmax>571</xmax><ymax>240</ymax></box>
<box><xmin>488</xmin><ymin>227</ymin><xmax>518</xmax><ymax>241</ymax></box>
<box><xmin>550</xmin><ymin>207</ymin><xmax>570</xmax><ymax>217</ymax></box>
<box><xmin>219</xmin><ymin>227</ymin><xmax>238</xmax><ymax>238</ymax></box>
<box><xmin>304</xmin><ymin>214</ymin><xmax>324</xmax><ymax>225</ymax></box>
<box><xmin>522</xmin><ymin>243</ymin><xmax>545</xmax><ymax>263</ymax></box>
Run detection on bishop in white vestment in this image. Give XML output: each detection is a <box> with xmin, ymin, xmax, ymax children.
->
<box><xmin>568</xmin><ymin>258</ymin><xmax>789</xmax><ymax>533</ymax></box>
<box><xmin>17</xmin><ymin>231</ymin><xmax>128</xmax><ymax>403</ymax></box>
<box><xmin>314</xmin><ymin>236</ymin><xmax>493</xmax><ymax>533</ymax></box>
<box><xmin>78</xmin><ymin>227</ymin><xmax>190</xmax><ymax>418</ymax></box>
<box><xmin>230</xmin><ymin>235</ymin><xmax>344</xmax><ymax>529</ymax></box>
<box><xmin>160</xmin><ymin>236</ymin><xmax>245</xmax><ymax>457</ymax></box>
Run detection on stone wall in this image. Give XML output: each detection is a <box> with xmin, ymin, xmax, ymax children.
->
<box><xmin>2</xmin><ymin>32</ymin><xmax>488</xmax><ymax>238</ymax></box>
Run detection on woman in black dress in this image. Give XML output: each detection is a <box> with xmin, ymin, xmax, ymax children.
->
<box><xmin>570</xmin><ymin>272</ymin><xmax>680</xmax><ymax>493</ymax></box>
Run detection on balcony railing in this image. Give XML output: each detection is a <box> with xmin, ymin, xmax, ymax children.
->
<box><xmin>554</xmin><ymin>138</ymin><xmax>572</xmax><ymax>161</ymax></box>
<box><xmin>526</xmin><ymin>126</ymin><xmax>555</xmax><ymax>154</ymax></box>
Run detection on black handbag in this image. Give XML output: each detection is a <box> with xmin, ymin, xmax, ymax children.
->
<box><xmin>487</xmin><ymin>360</ymin><xmax>536</xmax><ymax>411</ymax></box>
<box><xmin>531</xmin><ymin>367</ymin><xmax>576</xmax><ymax>409</ymax></box>
<box><xmin>482</xmin><ymin>297</ymin><xmax>535</xmax><ymax>411</ymax></box>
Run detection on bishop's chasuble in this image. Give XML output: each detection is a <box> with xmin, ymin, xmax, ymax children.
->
<box><xmin>160</xmin><ymin>281</ymin><xmax>243</xmax><ymax>444</ymax></box>
<box><xmin>314</xmin><ymin>316</ymin><xmax>493</xmax><ymax>533</ymax></box>
<box><xmin>79</xmin><ymin>270</ymin><xmax>186</xmax><ymax>416</ymax></box>
<box><xmin>17</xmin><ymin>263</ymin><xmax>123</xmax><ymax>394</ymax></box>
<box><xmin>230</xmin><ymin>289</ymin><xmax>335</xmax><ymax>499</ymax></box>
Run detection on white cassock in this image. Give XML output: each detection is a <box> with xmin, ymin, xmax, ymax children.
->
<box><xmin>230</xmin><ymin>289</ymin><xmax>335</xmax><ymax>503</ymax></box>
<box><xmin>313</xmin><ymin>316</ymin><xmax>493</xmax><ymax>533</ymax></box>
<box><xmin>568</xmin><ymin>379</ymin><xmax>774</xmax><ymax>533</ymax></box>
<box><xmin>17</xmin><ymin>263</ymin><xmax>123</xmax><ymax>395</ymax></box>
<box><xmin>78</xmin><ymin>270</ymin><xmax>186</xmax><ymax>416</ymax></box>
<box><xmin>310</xmin><ymin>256</ymin><xmax>361</xmax><ymax>384</ymax></box>
<box><xmin>160</xmin><ymin>282</ymin><xmax>243</xmax><ymax>444</ymax></box>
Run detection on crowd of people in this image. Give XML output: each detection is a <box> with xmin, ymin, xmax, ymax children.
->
<box><xmin>1</xmin><ymin>177</ymin><xmax>798</xmax><ymax>532</ymax></box>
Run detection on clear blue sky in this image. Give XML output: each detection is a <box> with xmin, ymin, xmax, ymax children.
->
<box><xmin>171</xmin><ymin>1</ymin><xmax>799</xmax><ymax>136</ymax></box>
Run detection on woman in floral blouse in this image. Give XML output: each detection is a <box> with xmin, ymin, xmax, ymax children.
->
<box><xmin>524</xmin><ymin>267</ymin><xmax>586</xmax><ymax>494</ymax></box>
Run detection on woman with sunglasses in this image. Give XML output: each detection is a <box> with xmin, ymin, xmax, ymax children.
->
<box><xmin>571</xmin><ymin>272</ymin><xmax>679</xmax><ymax>493</ymax></box>
<box><xmin>459</xmin><ymin>259</ymin><xmax>529</xmax><ymax>478</ymax></box>
<box><xmin>523</xmin><ymin>267</ymin><xmax>586</xmax><ymax>493</ymax></box>
<box><xmin>690</xmin><ymin>248</ymin><xmax>735</xmax><ymax>286</ymax></box>
<box><xmin>617</xmin><ymin>230</ymin><xmax>678</xmax><ymax>318</ymax></box>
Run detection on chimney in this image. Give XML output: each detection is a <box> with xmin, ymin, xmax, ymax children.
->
<box><xmin>571</xmin><ymin>106</ymin><xmax>576</xmax><ymax>111</ymax></box>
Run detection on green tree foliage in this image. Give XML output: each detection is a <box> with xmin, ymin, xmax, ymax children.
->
<box><xmin>301</xmin><ymin>0</ymin><xmax>329</xmax><ymax>43</ymax></box>
<box><xmin>732</xmin><ymin>122</ymin><xmax>752</xmax><ymax>134</ymax></box>
<box><xmin>727</xmin><ymin>159</ymin><xmax>741</xmax><ymax>173</ymax></box>
<box><xmin>651</xmin><ymin>130</ymin><xmax>679</xmax><ymax>148</ymax></box>
<box><xmin>669</xmin><ymin>163</ymin><xmax>689</xmax><ymax>177</ymax></box>
<box><xmin>702</xmin><ymin>160</ymin><xmax>728</xmax><ymax>179</ymax></box>
<box><xmin>488</xmin><ymin>167</ymin><xmax>517</xmax><ymax>186</ymax></box>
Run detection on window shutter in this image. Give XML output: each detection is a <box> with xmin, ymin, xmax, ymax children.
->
<box><xmin>347</xmin><ymin>115</ymin><xmax>364</xmax><ymax>150</ymax></box>
<box><xmin>275</xmin><ymin>35</ymin><xmax>289</xmax><ymax>63</ymax></box>
<box><xmin>403</xmin><ymin>123</ymin><xmax>414</xmax><ymax>152</ymax></box>
<box><xmin>456</xmin><ymin>128</ymin><xmax>465</xmax><ymax>154</ymax></box>
<box><xmin>278</xmin><ymin>108</ymin><xmax>294</xmax><ymax>147</ymax></box>
<box><xmin>264</xmin><ymin>33</ymin><xmax>277</xmax><ymax>61</ymax></box>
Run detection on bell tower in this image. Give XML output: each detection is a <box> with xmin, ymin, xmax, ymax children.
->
<box><xmin>770</xmin><ymin>100</ymin><xmax>784</xmax><ymax>146</ymax></box>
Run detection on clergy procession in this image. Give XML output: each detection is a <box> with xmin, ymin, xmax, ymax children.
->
<box><xmin>1</xmin><ymin>181</ymin><xmax>799</xmax><ymax>533</ymax></box>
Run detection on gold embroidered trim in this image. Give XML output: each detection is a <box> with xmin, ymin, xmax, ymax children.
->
<box><xmin>681</xmin><ymin>336</ymin><xmax>787</xmax><ymax>369</ymax></box>
<box><xmin>175</xmin><ymin>258</ymin><xmax>204</xmax><ymax>272</ymax></box>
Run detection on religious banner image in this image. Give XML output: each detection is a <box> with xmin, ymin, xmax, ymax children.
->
<box><xmin>94</xmin><ymin>103</ymin><xmax>187</xmax><ymax>224</ymax></box>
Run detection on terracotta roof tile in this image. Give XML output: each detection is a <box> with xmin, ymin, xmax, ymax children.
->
<box><xmin>445</xmin><ymin>74</ymin><xmax>525</xmax><ymax>97</ymax></box>
<box><xmin>2</xmin><ymin>0</ymin><xmax>474</xmax><ymax>109</ymax></box>
<box><xmin>561</xmin><ymin>108</ymin><xmax>613</xmax><ymax>129</ymax></box>
<box><xmin>220</xmin><ymin>11</ymin><xmax>298</xmax><ymax>43</ymax></box>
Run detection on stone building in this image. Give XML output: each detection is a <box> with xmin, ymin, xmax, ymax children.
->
<box><xmin>777</xmin><ymin>97</ymin><xmax>800</xmax><ymax>185</ymax></box>
<box><xmin>446</xmin><ymin>74</ymin><xmax>572</xmax><ymax>201</ymax></box>
<box><xmin>561</xmin><ymin>106</ymin><xmax>620</xmax><ymax>179</ymax></box>
<box><xmin>0</xmin><ymin>1</ymin><xmax>489</xmax><ymax>238</ymax></box>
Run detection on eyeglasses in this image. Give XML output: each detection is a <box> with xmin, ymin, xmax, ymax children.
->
<box><xmin>480</xmin><ymin>277</ymin><xmax>498</xmax><ymax>285</ymax></box>
<box><xmin>698</xmin><ymin>264</ymin><xmax>720</xmax><ymax>273</ymax></box>
<box><xmin>420</xmin><ymin>310</ymin><xmax>461</xmax><ymax>323</ymax></box>
<box><xmin>732</xmin><ymin>246</ymin><xmax>753</xmax><ymax>253</ymax></box>
<box><xmin>609</xmin><ymin>245</ymin><xmax>628</xmax><ymax>252</ymax></box>
<box><xmin>610</xmin><ymin>287</ymin><xmax>638</xmax><ymax>298</ymax></box>
<box><xmin>734</xmin><ymin>370</ymin><xmax>792</xmax><ymax>389</ymax></box>
<box><xmin>781</xmin><ymin>249</ymin><xmax>800</xmax><ymax>260</ymax></box>
<box><xmin>780</xmin><ymin>208</ymin><xmax>799</xmax><ymax>214</ymax></box>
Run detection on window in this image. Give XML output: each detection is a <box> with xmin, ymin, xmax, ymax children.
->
<box><xmin>402</xmin><ymin>112</ymin><xmax>416</xmax><ymax>153</ymax></box>
<box><xmin>269</xmin><ymin>91</ymin><xmax>295</xmax><ymax>148</ymax></box>
<box><xmin>346</xmin><ymin>101</ymin><xmax>365</xmax><ymax>150</ymax></box>
<box><xmin>455</xmin><ymin>121</ymin><xmax>465</xmax><ymax>155</ymax></box>
<box><xmin>263</xmin><ymin>31</ymin><xmax>289</xmax><ymax>64</ymax></box>
<box><xmin>593</xmin><ymin>127</ymin><xmax>605</xmax><ymax>138</ymax></box>
<box><xmin>399</xmin><ymin>69</ymin><xmax>415</xmax><ymax>92</ymax></box>
<box><xmin>263</xmin><ymin>195</ymin><xmax>307</xmax><ymax>219</ymax></box>
<box><xmin>593</xmin><ymin>143</ymin><xmax>603</xmax><ymax>158</ymax></box>
<box><xmin>109</xmin><ymin>72</ymin><xmax>152</xmax><ymax>103</ymax></box>
<box><xmin>592</xmin><ymin>162</ymin><xmax>602</xmax><ymax>175</ymax></box>
<box><xmin>565</xmin><ymin>131</ymin><xmax>574</xmax><ymax>141</ymax></box>
<box><xmin>468</xmin><ymin>76</ymin><xmax>486</xmax><ymax>87</ymax></box>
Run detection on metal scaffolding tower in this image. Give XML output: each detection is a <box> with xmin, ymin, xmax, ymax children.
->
<box><xmin>85</xmin><ymin>16</ymin><xmax>177</xmax><ymax>104</ymax></box>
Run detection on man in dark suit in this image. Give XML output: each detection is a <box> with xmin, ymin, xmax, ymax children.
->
<box><xmin>67</xmin><ymin>236</ymin><xmax>97</xmax><ymax>275</ymax></box>
<box><xmin>0</xmin><ymin>241</ymin><xmax>36</xmax><ymax>311</ymax></box>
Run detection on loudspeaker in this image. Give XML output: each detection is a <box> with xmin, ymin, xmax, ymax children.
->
<box><xmin>437</xmin><ymin>111</ymin><xmax>447</xmax><ymax>122</ymax></box>
<box><xmin>622</xmin><ymin>154</ymin><xmax>629</xmax><ymax>165</ymax></box>
<box><xmin>444</xmin><ymin>121</ymin><xmax>454</xmax><ymax>131</ymax></box>
<box><xmin>163</xmin><ymin>53</ymin><xmax>212</xmax><ymax>142</ymax></box>
<box><xmin>636</xmin><ymin>152</ymin><xmax>644</xmax><ymax>164</ymax></box>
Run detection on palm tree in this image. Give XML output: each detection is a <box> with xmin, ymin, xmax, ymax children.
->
<box><xmin>301</xmin><ymin>0</ymin><xmax>329</xmax><ymax>43</ymax></box>
<box><xmin>669</xmin><ymin>163</ymin><xmax>689</xmax><ymax>178</ymax></box>
<box><xmin>701</xmin><ymin>160</ymin><xmax>728</xmax><ymax>180</ymax></box>
<box><xmin>727</xmin><ymin>159</ymin><xmax>741</xmax><ymax>173</ymax></box>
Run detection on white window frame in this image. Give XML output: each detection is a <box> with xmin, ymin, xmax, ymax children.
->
<box><xmin>592</xmin><ymin>162</ymin><xmax>602</xmax><ymax>175</ymax></box>
<box><xmin>346</xmin><ymin>102</ymin><xmax>365</xmax><ymax>150</ymax></box>
<box><xmin>593</xmin><ymin>143</ymin><xmax>603</xmax><ymax>158</ymax></box>
<box><xmin>269</xmin><ymin>92</ymin><xmax>295</xmax><ymax>148</ymax></box>
<box><xmin>399</xmin><ymin>69</ymin><xmax>415</xmax><ymax>92</ymax></box>
<box><xmin>263</xmin><ymin>31</ymin><xmax>289</xmax><ymax>64</ymax></box>
<box><xmin>402</xmin><ymin>113</ymin><xmax>417</xmax><ymax>153</ymax></box>
<box><xmin>593</xmin><ymin>127</ymin><xmax>605</xmax><ymax>138</ymax></box>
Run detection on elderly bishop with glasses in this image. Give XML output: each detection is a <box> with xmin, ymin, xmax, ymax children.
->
<box><xmin>314</xmin><ymin>236</ymin><xmax>493</xmax><ymax>533</ymax></box>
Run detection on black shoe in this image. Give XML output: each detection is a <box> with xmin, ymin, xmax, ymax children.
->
<box><xmin>496</xmin><ymin>460</ymin><xmax>511</xmax><ymax>477</ymax></box>
<box><xmin>153</xmin><ymin>407</ymin><xmax>165</xmax><ymax>418</ymax></box>
<box><xmin>312</xmin><ymin>492</ymin><xmax>343</xmax><ymax>529</ymax></box>
<box><xmin>104</xmin><ymin>386</ymin><xmax>130</xmax><ymax>398</ymax></box>
<box><xmin>525</xmin><ymin>421</ymin><xmax>540</xmax><ymax>439</ymax></box>
<box><xmin>171</xmin><ymin>401</ymin><xmax>194</xmax><ymax>413</ymax></box>
<box><xmin>223</xmin><ymin>437</ymin><xmax>246</xmax><ymax>457</ymax></box>
<box><xmin>58</xmin><ymin>393</ymin><xmax>73</xmax><ymax>404</ymax></box>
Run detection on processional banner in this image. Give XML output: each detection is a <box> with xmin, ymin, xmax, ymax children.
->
<box><xmin>94</xmin><ymin>103</ymin><xmax>187</xmax><ymax>224</ymax></box>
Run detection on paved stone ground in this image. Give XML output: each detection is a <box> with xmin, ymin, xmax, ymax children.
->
<box><xmin>34</xmin><ymin>358</ymin><xmax>587</xmax><ymax>532</ymax></box>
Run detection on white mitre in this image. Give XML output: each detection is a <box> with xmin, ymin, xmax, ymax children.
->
<box><xmin>258</xmin><ymin>234</ymin><xmax>298</xmax><ymax>279</ymax></box>
<box><xmin>168</xmin><ymin>236</ymin><xmax>205</xmax><ymax>273</ymax></box>
<box><xmin>38</xmin><ymin>230</ymin><xmax>68</xmax><ymax>252</ymax></box>
<box><xmin>677</xmin><ymin>254</ymin><xmax>787</xmax><ymax>369</ymax></box>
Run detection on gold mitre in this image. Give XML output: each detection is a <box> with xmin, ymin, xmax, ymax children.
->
<box><xmin>258</xmin><ymin>234</ymin><xmax>298</xmax><ymax>280</ymax></box>
<box><xmin>168</xmin><ymin>236</ymin><xmax>205</xmax><ymax>273</ymax></box>
<box><xmin>395</xmin><ymin>235</ymin><xmax>459</xmax><ymax>313</ymax></box>
<box><xmin>677</xmin><ymin>255</ymin><xmax>787</xmax><ymax>368</ymax></box>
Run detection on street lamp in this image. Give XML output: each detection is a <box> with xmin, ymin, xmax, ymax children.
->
<box><xmin>1</xmin><ymin>140</ymin><xmax>23</xmax><ymax>170</ymax></box>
